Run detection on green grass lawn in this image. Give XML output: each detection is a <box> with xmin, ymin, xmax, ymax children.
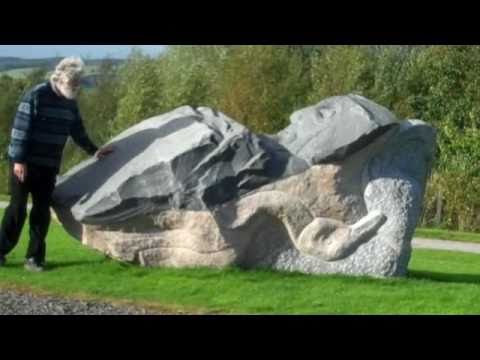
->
<box><xmin>415</xmin><ymin>227</ymin><xmax>480</xmax><ymax>244</ymax></box>
<box><xmin>1</xmin><ymin>209</ymin><xmax>480</xmax><ymax>314</ymax></box>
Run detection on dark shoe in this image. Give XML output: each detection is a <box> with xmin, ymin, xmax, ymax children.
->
<box><xmin>0</xmin><ymin>256</ymin><xmax>5</xmax><ymax>267</ymax></box>
<box><xmin>24</xmin><ymin>258</ymin><xmax>44</xmax><ymax>273</ymax></box>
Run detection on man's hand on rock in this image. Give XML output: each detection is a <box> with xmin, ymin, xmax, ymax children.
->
<box><xmin>13</xmin><ymin>163</ymin><xmax>27</xmax><ymax>183</ymax></box>
<box><xmin>96</xmin><ymin>146</ymin><xmax>115</xmax><ymax>160</ymax></box>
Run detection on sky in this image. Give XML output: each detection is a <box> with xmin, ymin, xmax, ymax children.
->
<box><xmin>0</xmin><ymin>45</ymin><xmax>167</xmax><ymax>59</ymax></box>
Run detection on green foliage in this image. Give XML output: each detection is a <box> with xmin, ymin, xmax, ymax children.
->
<box><xmin>113</xmin><ymin>50</ymin><xmax>163</xmax><ymax>134</ymax></box>
<box><xmin>113</xmin><ymin>45</ymin><xmax>312</xmax><ymax>134</ymax></box>
<box><xmin>403</xmin><ymin>46</ymin><xmax>480</xmax><ymax>230</ymax></box>
<box><xmin>152</xmin><ymin>45</ymin><xmax>224</xmax><ymax>112</ymax></box>
<box><xmin>308</xmin><ymin>46</ymin><xmax>376</xmax><ymax>102</ymax></box>
<box><xmin>3</xmin><ymin>46</ymin><xmax>480</xmax><ymax>231</ymax></box>
<box><xmin>367</xmin><ymin>46</ymin><xmax>420</xmax><ymax>118</ymax></box>
<box><xmin>211</xmin><ymin>45</ymin><xmax>312</xmax><ymax>133</ymax></box>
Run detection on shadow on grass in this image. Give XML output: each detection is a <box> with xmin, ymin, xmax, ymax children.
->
<box><xmin>409</xmin><ymin>270</ymin><xmax>480</xmax><ymax>284</ymax></box>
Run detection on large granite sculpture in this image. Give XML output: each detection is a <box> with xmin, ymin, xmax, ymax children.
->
<box><xmin>52</xmin><ymin>95</ymin><xmax>436</xmax><ymax>277</ymax></box>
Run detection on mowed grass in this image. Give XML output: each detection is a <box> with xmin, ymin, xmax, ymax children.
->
<box><xmin>1</xmin><ymin>208</ymin><xmax>480</xmax><ymax>314</ymax></box>
<box><xmin>415</xmin><ymin>227</ymin><xmax>480</xmax><ymax>244</ymax></box>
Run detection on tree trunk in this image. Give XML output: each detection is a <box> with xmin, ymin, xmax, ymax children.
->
<box><xmin>434</xmin><ymin>190</ymin><xmax>443</xmax><ymax>227</ymax></box>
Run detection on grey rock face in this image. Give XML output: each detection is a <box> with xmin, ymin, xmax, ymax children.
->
<box><xmin>52</xmin><ymin>95</ymin><xmax>436</xmax><ymax>278</ymax></box>
<box><xmin>277</xmin><ymin>94</ymin><xmax>399</xmax><ymax>164</ymax></box>
<box><xmin>54</xmin><ymin>106</ymin><xmax>308</xmax><ymax>225</ymax></box>
<box><xmin>269</xmin><ymin>120</ymin><xmax>436</xmax><ymax>277</ymax></box>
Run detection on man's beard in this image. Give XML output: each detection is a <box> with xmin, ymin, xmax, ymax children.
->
<box><xmin>57</xmin><ymin>82</ymin><xmax>80</xmax><ymax>100</ymax></box>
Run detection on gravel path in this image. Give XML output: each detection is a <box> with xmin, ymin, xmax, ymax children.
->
<box><xmin>0</xmin><ymin>289</ymin><xmax>159</xmax><ymax>315</ymax></box>
<box><xmin>412</xmin><ymin>238</ymin><xmax>480</xmax><ymax>254</ymax></box>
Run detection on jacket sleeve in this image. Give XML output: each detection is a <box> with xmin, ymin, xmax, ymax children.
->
<box><xmin>8</xmin><ymin>91</ymin><xmax>36</xmax><ymax>163</ymax></box>
<box><xmin>70</xmin><ymin>107</ymin><xmax>99</xmax><ymax>156</ymax></box>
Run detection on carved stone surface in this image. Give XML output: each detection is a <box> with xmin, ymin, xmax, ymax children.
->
<box><xmin>52</xmin><ymin>95</ymin><xmax>436</xmax><ymax>277</ymax></box>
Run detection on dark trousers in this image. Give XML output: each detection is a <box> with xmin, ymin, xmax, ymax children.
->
<box><xmin>0</xmin><ymin>162</ymin><xmax>57</xmax><ymax>263</ymax></box>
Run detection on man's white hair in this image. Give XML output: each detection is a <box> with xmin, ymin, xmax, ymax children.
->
<box><xmin>50</xmin><ymin>57</ymin><xmax>85</xmax><ymax>84</ymax></box>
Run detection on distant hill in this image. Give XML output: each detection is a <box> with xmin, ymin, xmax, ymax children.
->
<box><xmin>0</xmin><ymin>57</ymin><xmax>124</xmax><ymax>72</ymax></box>
<box><xmin>0</xmin><ymin>57</ymin><xmax>125</xmax><ymax>89</ymax></box>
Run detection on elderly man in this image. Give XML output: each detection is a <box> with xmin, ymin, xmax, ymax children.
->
<box><xmin>0</xmin><ymin>57</ymin><xmax>113</xmax><ymax>272</ymax></box>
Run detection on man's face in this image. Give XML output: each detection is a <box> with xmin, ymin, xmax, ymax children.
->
<box><xmin>57</xmin><ymin>76</ymin><xmax>81</xmax><ymax>100</ymax></box>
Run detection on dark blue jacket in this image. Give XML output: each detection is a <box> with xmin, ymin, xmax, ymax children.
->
<box><xmin>8</xmin><ymin>81</ymin><xmax>98</xmax><ymax>172</ymax></box>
